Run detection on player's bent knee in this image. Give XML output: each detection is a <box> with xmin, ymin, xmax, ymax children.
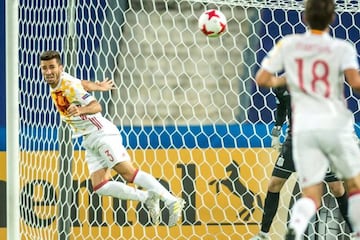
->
<box><xmin>93</xmin><ymin>180</ymin><xmax>109</xmax><ymax>195</ymax></box>
<box><xmin>90</xmin><ymin>168</ymin><xmax>111</xmax><ymax>187</ymax></box>
<box><xmin>113</xmin><ymin>161</ymin><xmax>138</xmax><ymax>182</ymax></box>
<box><xmin>268</xmin><ymin>177</ymin><xmax>287</xmax><ymax>192</ymax></box>
<box><xmin>345</xmin><ymin>174</ymin><xmax>360</xmax><ymax>193</ymax></box>
<box><xmin>327</xmin><ymin>181</ymin><xmax>345</xmax><ymax>197</ymax></box>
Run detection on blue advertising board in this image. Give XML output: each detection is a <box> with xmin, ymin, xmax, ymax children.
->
<box><xmin>0</xmin><ymin>1</ymin><xmax>5</xmax><ymax>150</ymax></box>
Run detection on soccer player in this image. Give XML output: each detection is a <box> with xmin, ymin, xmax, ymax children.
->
<box><xmin>40</xmin><ymin>50</ymin><xmax>185</xmax><ymax>226</ymax></box>
<box><xmin>251</xmin><ymin>85</ymin><xmax>353</xmax><ymax>240</ymax></box>
<box><xmin>255</xmin><ymin>0</ymin><xmax>360</xmax><ymax>239</ymax></box>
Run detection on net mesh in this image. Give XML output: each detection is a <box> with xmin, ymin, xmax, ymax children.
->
<box><xmin>17</xmin><ymin>0</ymin><xmax>359</xmax><ymax>239</ymax></box>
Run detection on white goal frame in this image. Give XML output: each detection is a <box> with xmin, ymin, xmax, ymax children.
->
<box><xmin>6</xmin><ymin>0</ymin><xmax>20</xmax><ymax>240</ymax></box>
<box><xmin>6</xmin><ymin>1</ymin><xmax>360</xmax><ymax>240</ymax></box>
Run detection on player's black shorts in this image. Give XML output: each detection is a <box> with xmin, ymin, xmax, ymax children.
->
<box><xmin>272</xmin><ymin>137</ymin><xmax>339</xmax><ymax>182</ymax></box>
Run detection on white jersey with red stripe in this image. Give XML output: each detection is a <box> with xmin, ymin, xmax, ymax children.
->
<box><xmin>261</xmin><ymin>31</ymin><xmax>359</xmax><ymax>133</ymax></box>
<box><xmin>50</xmin><ymin>72</ymin><xmax>117</xmax><ymax>138</ymax></box>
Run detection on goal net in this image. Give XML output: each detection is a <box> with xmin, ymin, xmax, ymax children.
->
<box><xmin>15</xmin><ymin>0</ymin><xmax>359</xmax><ymax>239</ymax></box>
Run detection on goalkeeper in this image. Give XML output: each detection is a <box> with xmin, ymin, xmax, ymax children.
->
<box><xmin>251</xmin><ymin>85</ymin><xmax>353</xmax><ymax>240</ymax></box>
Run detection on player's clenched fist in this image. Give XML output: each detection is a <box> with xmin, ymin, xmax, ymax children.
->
<box><xmin>67</xmin><ymin>104</ymin><xmax>82</xmax><ymax>117</ymax></box>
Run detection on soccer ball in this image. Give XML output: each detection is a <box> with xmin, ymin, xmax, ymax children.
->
<box><xmin>198</xmin><ymin>9</ymin><xmax>227</xmax><ymax>37</ymax></box>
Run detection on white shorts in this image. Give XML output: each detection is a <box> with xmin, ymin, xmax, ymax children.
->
<box><xmin>293</xmin><ymin>129</ymin><xmax>360</xmax><ymax>188</ymax></box>
<box><xmin>82</xmin><ymin>130</ymin><xmax>131</xmax><ymax>174</ymax></box>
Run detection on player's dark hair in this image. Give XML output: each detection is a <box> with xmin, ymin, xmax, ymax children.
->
<box><xmin>40</xmin><ymin>51</ymin><xmax>62</xmax><ymax>65</ymax></box>
<box><xmin>305</xmin><ymin>0</ymin><xmax>335</xmax><ymax>30</ymax></box>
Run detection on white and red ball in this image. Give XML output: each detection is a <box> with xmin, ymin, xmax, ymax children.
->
<box><xmin>198</xmin><ymin>9</ymin><xmax>227</xmax><ymax>37</ymax></box>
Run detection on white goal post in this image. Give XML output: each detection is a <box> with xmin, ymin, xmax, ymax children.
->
<box><xmin>5</xmin><ymin>0</ymin><xmax>360</xmax><ymax>240</ymax></box>
<box><xmin>6</xmin><ymin>0</ymin><xmax>20</xmax><ymax>240</ymax></box>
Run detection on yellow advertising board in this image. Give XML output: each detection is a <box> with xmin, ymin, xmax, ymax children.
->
<box><xmin>1</xmin><ymin>148</ymin><xmax>287</xmax><ymax>240</ymax></box>
<box><xmin>0</xmin><ymin>152</ymin><xmax>5</xmax><ymax>239</ymax></box>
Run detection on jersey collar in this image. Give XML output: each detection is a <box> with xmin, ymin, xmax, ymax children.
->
<box><xmin>310</xmin><ymin>29</ymin><xmax>325</xmax><ymax>35</ymax></box>
<box><xmin>306</xmin><ymin>29</ymin><xmax>330</xmax><ymax>39</ymax></box>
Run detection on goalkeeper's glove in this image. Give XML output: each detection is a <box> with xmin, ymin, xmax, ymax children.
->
<box><xmin>271</xmin><ymin>126</ymin><xmax>282</xmax><ymax>151</ymax></box>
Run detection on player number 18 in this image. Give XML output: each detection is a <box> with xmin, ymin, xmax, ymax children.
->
<box><xmin>295</xmin><ymin>58</ymin><xmax>330</xmax><ymax>98</ymax></box>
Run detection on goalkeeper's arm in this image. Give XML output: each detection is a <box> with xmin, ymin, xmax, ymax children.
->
<box><xmin>271</xmin><ymin>120</ymin><xmax>282</xmax><ymax>151</ymax></box>
<box><xmin>271</xmin><ymin>92</ymin><xmax>288</xmax><ymax>150</ymax></box>
<box><xmin>274</xmin><ymin>95</ymin><xmax>287</xmax><ymax>127</ymax></box>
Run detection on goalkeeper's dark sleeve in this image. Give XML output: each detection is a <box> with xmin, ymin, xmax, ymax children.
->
<box><xmin>274</xmin><ymin>97</ymin><xmax>287</xmax><ymax>127</ymax></box>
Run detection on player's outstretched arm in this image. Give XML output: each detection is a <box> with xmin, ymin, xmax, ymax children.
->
<box><xmin>345</xmin><ymin>69</ymin><xmax>360</xmax><ymax>93</ymax></box>
<box><xmin>255</xmin><ymin>69</ymin><xmax>286</xmax><ymax>88</ymax></box>
<box><xmin>82</xmin><ymin>78</ymin><xmax>115</xmax><ymax>92</ymax></box>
